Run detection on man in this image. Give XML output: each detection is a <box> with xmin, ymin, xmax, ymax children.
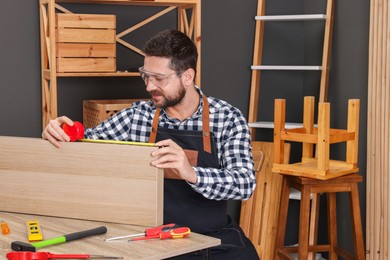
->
<box><xmin>42</xmin><ymin>29</ymin><xmax>259</xmax><ymax>259</ymax></box>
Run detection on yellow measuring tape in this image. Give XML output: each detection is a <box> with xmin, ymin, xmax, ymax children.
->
<box><xmin>81</xmin><ymin>139</ymin><xmax>156</xmax><ymax>147</ymax></box>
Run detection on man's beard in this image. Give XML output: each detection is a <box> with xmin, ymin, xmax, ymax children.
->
<box><xmin>150</xmin><ymin>85</ymin><xmax>186</xmax><ymax>108</ymax></box>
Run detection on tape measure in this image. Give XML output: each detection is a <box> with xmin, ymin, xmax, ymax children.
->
<box><xmin>26</xmin><ymin>220</ymin><xmax>43</xmax><ymax>242</ymax></box>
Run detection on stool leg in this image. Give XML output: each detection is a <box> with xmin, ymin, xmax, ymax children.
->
<box><xmin>308</xmin><ymin>193</ymin><xmax>321</xmax><ymax>260</ymax></box>
<box><xmin>350</xmin><ymin>183</ymin><xmax>365</xmax><ymax>259</ymax></box>
<box><xmin>298</xmin><ymin>185</ymin><xmax>311</xmax><ymax>260</ymax></box>
<box><xmin>276</xmin><ymin>177</ymin><xmax>291</xmax><ymax>259</ymax></box>
<box><xmin>327</xmin><ymin>192</ymin><xmax>337</xmax><ymax>259</ymax></box>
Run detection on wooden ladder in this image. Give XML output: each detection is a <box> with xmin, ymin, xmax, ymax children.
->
<box><xmin>248</xmin><ymin>0</ymin><xmax>334</xmax><ymax>132</ymax></box>
<box><xmin>244</xmin><ymin>1</ymin><xmax>335</xmax><ymax>259</ymax></box>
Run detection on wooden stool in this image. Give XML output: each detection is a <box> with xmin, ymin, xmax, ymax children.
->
<box><xmin>273</xmin><ymin>96</ymin><xmax>360</xmax><ymax>180</ymax></box>
<box><xmin>276</xmin><ymin>173</ymin><xmax>365</xmax><ymax>259</ymax></box>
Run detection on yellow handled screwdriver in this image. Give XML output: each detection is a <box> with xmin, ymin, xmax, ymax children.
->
<box><xmin>130</xmin><ymin>227</ymin><xmax>191</xmax><ymax>241</ymax></box>
<box><xmin>105</xmin><ymin>223</ymin><xmax>180</xmax><ymax>241</ymax></box>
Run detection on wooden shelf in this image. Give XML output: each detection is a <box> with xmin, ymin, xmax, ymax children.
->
<box><xmin>39</xmin><ymin>0</ymin><xmax>201</xmax><ymax>128</ymax></box>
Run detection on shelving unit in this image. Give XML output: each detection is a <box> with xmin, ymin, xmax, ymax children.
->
<box><xmin>39</xmin><ymin>0</ymin><xmax>201</xmax><ymax>128</ymax></box>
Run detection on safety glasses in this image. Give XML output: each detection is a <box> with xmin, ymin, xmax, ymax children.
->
<box><xmin>138</xmin><ymin>67</ymin><xmax>179</xmax><ymax>88</ymax></box>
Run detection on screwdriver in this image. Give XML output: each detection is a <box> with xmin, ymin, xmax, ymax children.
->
<box><xmin>131</xmin><ymin>227</ymin><xmax>191</xmax><ymax>241</ymax></box>
<box><xmin>105</xmin><ymin>223</ymin><xmax>180</xmax><ymax>241</ymax></box>
<box><xmin>1</xmin><ymin>220</ymin><xmax>10</xmax><ymax>235</ymax></box>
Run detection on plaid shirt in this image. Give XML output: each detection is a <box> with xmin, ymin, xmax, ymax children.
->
<box><xmin>85</xmin><ymin>87</ymin><xmax>256</xmax><ymax>200</ymax></box>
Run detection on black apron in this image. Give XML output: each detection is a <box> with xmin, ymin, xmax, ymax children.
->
<box><xmin>149</xmin><ymin>95</ymin><xmax>259</xmax><ymax>260</ymax></box>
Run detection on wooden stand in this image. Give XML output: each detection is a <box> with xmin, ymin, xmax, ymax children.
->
<box><xmin>273</xmin><ymin>96</ymin><xmax>360</xmax><ymax>180</ymax></box>
<box><xmin>39</xmin><ymin>0</ymin><xmax>201</xmax><ymax>128</ymax></box>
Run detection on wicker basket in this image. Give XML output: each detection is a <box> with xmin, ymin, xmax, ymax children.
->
<box><xmin>83</xmin><ymin>99</ymin><xmax>146</xmax><ymax>128</ymax></box>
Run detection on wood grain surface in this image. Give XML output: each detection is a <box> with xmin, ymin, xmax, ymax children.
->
<box><xmin>0</xmin><ymin>136</ymin><xmax>163</xmax><ymax>226</ymax></box>
<box><xmin>0</xmin><ymin>211</ymin><xmax>221</xmax><ymax>260</ymax></box>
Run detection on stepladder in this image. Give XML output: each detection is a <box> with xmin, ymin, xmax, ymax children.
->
<box><xmin>248</xmin><ymin>0</ymin><xmax>334</xmax><ymax>134</ymax></box>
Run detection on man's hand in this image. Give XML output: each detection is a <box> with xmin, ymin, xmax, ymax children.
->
<box><xmin>42</xmin><ymin>116</ymin><xmax>74</xmax><ymax>148</ymax></box>
<box><xmin>151</xmin><ymin>139</ymin><xmax>197</xmax><ymax>184</ymax></box>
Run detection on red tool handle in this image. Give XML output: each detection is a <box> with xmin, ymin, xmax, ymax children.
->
<box><xmin>144</xmin><ymin>223</ymin><xmax>179</xmax><ymax>237</ymax></box>
<box><xmin>6</xmin><ymin>251</ymin><xmax>90</xmax><ymax>260</ymax></box>
<box><xmin>159</xmin><ymin>227</ymin><xmax>190</xmax><ymax>240</ymax></box>
<box><xmin>132</xmin><ymin>227</ymin><xmax>191</xmax><ymax>241</ymax></box>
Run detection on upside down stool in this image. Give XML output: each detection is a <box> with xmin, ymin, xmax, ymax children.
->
<box><xmin>272</xmin><ymin>97</ymin><xmax>364</xmax><ymax>259</ymax></box>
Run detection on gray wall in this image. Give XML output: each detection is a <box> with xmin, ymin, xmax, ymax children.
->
<box><xmin>0</xmin><ymin>0</ymin><xmax>369</xmax><ymax>253</ymax></box>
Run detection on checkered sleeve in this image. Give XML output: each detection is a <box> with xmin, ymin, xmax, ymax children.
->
<box><xmin>189</xmin><ymin>106</ymin><xmax>256</xmax><ymax>201</ymax></box>
<box><xmin>84</xmin><ymin>101</ymin><xmax>153</xmax><ymax>143</ymax></box>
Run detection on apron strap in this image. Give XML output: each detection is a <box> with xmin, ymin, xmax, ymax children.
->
<box><xmin>202</xmin><ymin>95</ymin><xmax>211</xmax><ymax>153</ymax></box>
<box><xmin>149</xmin><ymin>107</ymin><xmax>160</xmax><ymax>143</ymax></box>
<box><xmin>148</xmin><ymin>94</ymin><xmax>212</xmax><ymax>154</ymax></box>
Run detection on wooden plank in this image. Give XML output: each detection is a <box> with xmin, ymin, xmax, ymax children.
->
<box><xmin>56</xmin><ymin>28</ymin><xmax>116</xmax><ymax>43</ymax></box>
<box><xmin>239</xmin><ymin>142</ymin><xmax>265</xmax><ymax>235</ymax></box>
<box><xmin>0</xmin><ymin>136</ymin><xmax>163</xmax><ymax>226</ymax></box>
<box><xmin>319</xmin><ymin>0</ymin><xmax>334</xmax><ymax>102</ymax></box>
<box><xmin>247</xmin><ymin>0</ymin><xmax>266</xmax><ymax>137</ymax></box>
<box><xmin>57</xmin><ymin>58</ymin><xmax>116</xmax><ymax>72</ymax></box>
<box><xmin>281</xmin><ymin>131</ymin><xmax>318</xmax><ymax>143</ymax></box>
<box><xmin>366</xmin><ymin>0</ymin><xmax>376</xmax><ymax>256</ymax></box>
<box><xmin>56</xmin><ymin>13</ymin><xmax>116</xmax><ymax>29</ymax></box>
<box><xmin>273</xmin><ymin>161</ymin><xmax>358</xmax><ymax>180</ymax></box>
<box><xmin>273</xmin><ymin>99</ymin><xmax>285</xmax><ymax>164</ymax></box>
<box><xmin>57</xmin><ymin>43</ymin><xmax>116</xmax><ymax>57</ymax></box>
<box><xmin>346</xmin><ymin>99</ymin><xmax>360</xmax><ymax>164</ymax></box>
<box><xmin>317</xmin><ymin>102</ymin><xmax>330</xmax><ymax>172</ymax></box>
<box><xmin>302</xmin><ymin>96</ymin><xmax>314</xmax><ymax>158</ymax></box>
<box><xmin>240</xmin><ymin>141</ymin><xmax>290</xmax><ymax>259</ymax></box>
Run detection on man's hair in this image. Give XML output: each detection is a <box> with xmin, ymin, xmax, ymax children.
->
<box><xmin>143</xmin><ymin>29</ymin><xmax>198</xmax><ymax>76</ymax></box>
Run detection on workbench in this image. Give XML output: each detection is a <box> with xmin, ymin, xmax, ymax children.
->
<box><xmin>0</xmin><ymin>211</ymin><xmax>221</xmax><ymax>260</ymax></box>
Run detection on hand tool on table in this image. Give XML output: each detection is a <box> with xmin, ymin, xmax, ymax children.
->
<box><xmin>11</xmin><ymin>226</ymin><xmax>107</xmax><ymax>252</ymax></box>
<box><xmin>62</xmin><ymin>121</ymin><xmax>84</xmax><ymax>142</ymax></box>
<box><xmin>1</xmin><ymin>220</ymin><xmax>10</xmax><ymax>235</ymax></box>
<box><xmin>105</xmin><ymin>223</ymin><xmax>180</xmax><ymax>241</ymax></box>
<box><xmin>26</xmin><ymin>220</ymin><xmax>43</xmax><ymax>242</ymax></box>
<box><xmin>6</xmin><ymin>251</ymin><xmax>123</xmax><ymax>260</ymax></box>
<box><xmin>131</xmin><ymin>226</ymin><xmax>190</xmax><ymax>241</ymax></box>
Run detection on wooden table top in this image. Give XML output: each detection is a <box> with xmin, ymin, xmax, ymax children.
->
<box><xmin>0</xmin><ymin>212</ymin><xmax>221</xmax><ymax>260</ymax></box>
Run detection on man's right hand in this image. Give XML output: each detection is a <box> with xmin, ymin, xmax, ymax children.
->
<box><xmin>42</xmin><ymin>116</ymin><xmax>74</xmax><ymax>148</ymax></box>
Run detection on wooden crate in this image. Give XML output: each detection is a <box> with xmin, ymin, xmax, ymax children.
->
<box><xmin>56</xmin><ymin>13</ymin><xmax>116</xmax><ymax>73</ymax></box>
<box><xmin>83</xmin><ymin>99</ymin><xmax>147</xmax><ymax>128</ymax></box>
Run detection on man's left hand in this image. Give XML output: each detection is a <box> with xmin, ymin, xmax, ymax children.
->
<box><xmin>151</xmin><ymin>139</ymin><xmax>197</xmax><ymax>184</ymax></box>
